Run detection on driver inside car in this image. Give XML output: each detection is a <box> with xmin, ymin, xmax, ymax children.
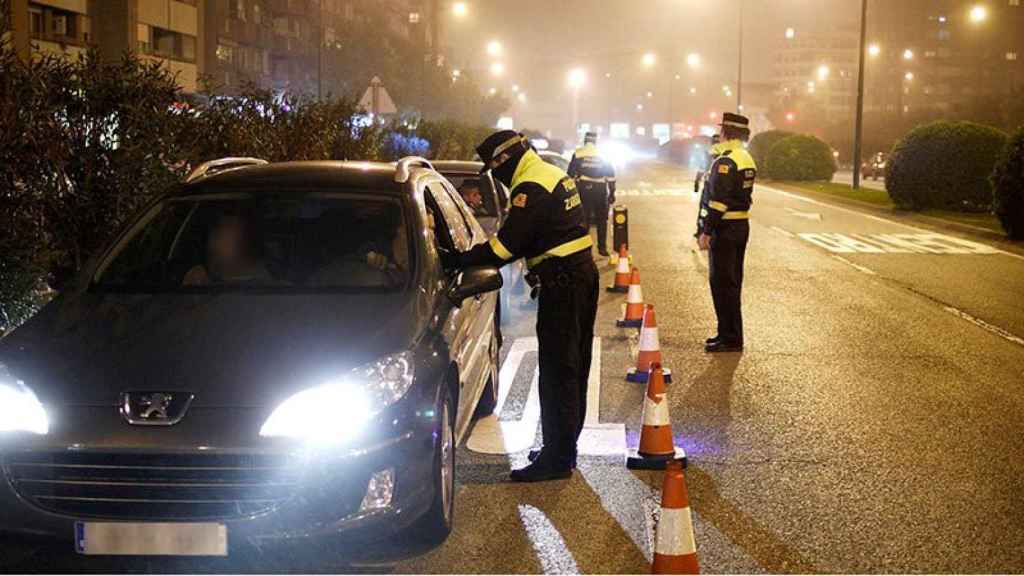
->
<box><xmin>182</xmin><ymin>212</ymin><xmax>271</xmax><ymax>286</ymax></box>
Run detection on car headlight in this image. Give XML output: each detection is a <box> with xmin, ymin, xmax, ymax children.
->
<box><xmin>259</xmin><ymin>352</ymin><xmax>415</xmax><ymax>443</ymax></box>
<box><xmin>0</xmin><ymin>365</ymin><xmax>49</xmax><ymax>435</ymax></box>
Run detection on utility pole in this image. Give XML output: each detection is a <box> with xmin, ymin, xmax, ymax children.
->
<box><xmin>852</xmin><ymin>0</ymin><xmax>868</xmax><ymax>190</ymax></box>
<box><xmin>737</xmin><ymin>0</ymin><xmax>744</xmax><ymax>111</ymax></box>
<box><xmin>317</xmin><ymin>0</ymin><xmax>323</xmax><ymax>100</ymax></box>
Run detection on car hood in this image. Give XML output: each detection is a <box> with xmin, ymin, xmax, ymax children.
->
<box><xmin>0</xmin><ymin>290</ymin><xmax>429</xmax><ymax>408</ymax></box>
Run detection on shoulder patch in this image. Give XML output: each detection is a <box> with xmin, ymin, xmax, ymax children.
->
<box><xmin>512</xmin><ymin>193</ymin><xmax>528</xmax><ymax>208</ymax></box>
<box><xmin>718</xmin><ymin>164</ymin><xmax>731</xmax><ymax>174</ymax></box>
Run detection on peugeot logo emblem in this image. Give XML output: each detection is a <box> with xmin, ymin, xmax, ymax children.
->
<box><xmin>121</xmin><ymin>392</ymin><xmax>194</xmax><ymax>426</ymax></box>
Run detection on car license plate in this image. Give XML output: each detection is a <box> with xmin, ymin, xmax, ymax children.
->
<box><xmin>75</xmin><ymin>522</ymin><xmax>228</xmax><ymax>556</ymax></box>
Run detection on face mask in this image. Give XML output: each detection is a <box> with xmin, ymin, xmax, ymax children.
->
<box><xmin>491</xmin><ymin>154</ymin><xmax>519</xmax><ymax>188</ymax></box>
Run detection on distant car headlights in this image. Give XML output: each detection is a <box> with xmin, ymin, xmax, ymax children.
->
<box><xmin>0</xmin><ymin>366</ymin><xmax>49</xmax><ymax>435</ymax></box>
<box><xmin>259</xmin><ymin>352</ymin><xmax>415</xmax><ymax>444</ymax></box>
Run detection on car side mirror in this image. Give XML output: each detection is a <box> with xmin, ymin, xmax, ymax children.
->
<box><xmin>447</xmin><ymin>266</ymin><xmax>503</xmax><ymax>307</ymax></box>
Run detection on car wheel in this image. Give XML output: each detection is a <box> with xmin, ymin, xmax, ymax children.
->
<box><xmin>415</xmin><ymin>384</ymin><xmax>455</xmax><ymax>544</ymax></box>
<box><xmin>473</xmin><ymin>328</ymin><xmax>500</xmax><ymax>419</ymax></box>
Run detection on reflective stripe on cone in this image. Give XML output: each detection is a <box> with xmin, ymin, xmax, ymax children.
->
<box><xmin>652</xmin><ymin>461</ymin><xmax>700</xmax><ymax>574</ymax></box>
<box><xmin>617</xmin><ymin>268</ymin><xmax>645</xmax><ymax>328</ymax></box>
<box><xmin>607</xmin><ymin>245</ymin><xmax>631</xmax><ymax>293</ymax></box>
<box><xmin>627</xmin><ymin>305</ymin><xmax>672</xmax><ymax>383</ymax></box>
<box><xmin>628</xmin><ymin>364</ymin><xmax>685</xmax><ymax>469</ymax></box>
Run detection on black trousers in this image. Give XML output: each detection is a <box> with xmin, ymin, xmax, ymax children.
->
<box><xmin>580</xmin><ymin>182</ymin><xmax>609</xmax><ymax>253</ymax></box>
<box><xmin>708</xmin><ymin>220</ymin><xmax>750</xmax><ymax>344</ymax></box>
<box><xmin>535</xmin><ymin>253</ymin><xmax>600</xmax><ymax>467</ymax></box>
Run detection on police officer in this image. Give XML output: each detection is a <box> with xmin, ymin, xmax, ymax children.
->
<box><xmin>446</xmin><ymin>130</ymin><xmax>599</xmax><ymax>482</ymax></box>
<box><xmin>568</xmin><ymin>132</ymin><xmax>617</xmax><ymax>257</ymax></box>
<box><xmin>697</xmin><ymin>113</ymin><xmax>756</xmax><ymax>353</ymax></box>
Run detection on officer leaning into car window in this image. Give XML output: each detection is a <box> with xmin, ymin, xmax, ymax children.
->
<box><xmin>568</xmin><ymin>132</ymin><xmax>616</xmax><ymax>257</ymax></box>
<box><xmin>443</xmin><ymin>130</ymin><xmax>599</xmax><ymax>482</ymax></box>
<box><xmin>697</xmin><ymin>113</ymin><xmax>756</xmax><ymax>353</ymax></box>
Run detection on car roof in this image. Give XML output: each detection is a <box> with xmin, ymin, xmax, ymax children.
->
<box><xmin>177</xmin><ymin>161</ymin><xmax>409</xmax><ymax>197</ymax></box>
<box><xmin>432</xmin><ymin>160</ymin><xmax>485</xmax><ymax>174</ymax></box>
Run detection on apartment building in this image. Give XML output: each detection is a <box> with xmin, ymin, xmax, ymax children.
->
<box><xmin>772</xmin><ymin>21</ymin><xmax>860</xmax><ymax>124</ymax></box>
<box><xmin>8</xmin><ymin>0</ymin><xmax>202</xmax><ymax>92</ymax></box>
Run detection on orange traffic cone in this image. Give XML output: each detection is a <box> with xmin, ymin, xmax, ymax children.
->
<box><xmin>627</xmin><ymin>305</ymin><xmax>672</xmax><ymax>384</ymax></box>
<box><xmin>607</xmin><ymin>245</ymin><xmax>631</xmax><ymax>293</ymax></box>
<box><xmin>651</xmin><ymin>461</ymin><xmax>700</xmax><ymax>574</ymax></box>
<box><xmin>627</xmin><ymin>363</ymin><xmax>686</xmax><ymax>470</ymax></box>
<box><xmin>616</xmin><ymin>268</ymin><xmax>645</xmax><ymax>328</ymax></box>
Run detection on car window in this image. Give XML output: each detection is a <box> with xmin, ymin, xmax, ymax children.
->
<box><xmin>440</xmin><ymin>179</ymin><xmax>487</xmax><ymax>245</ymax></box>
<box><xmin>425</xmin><ymin>183</ymin><xmax>471</xmax><ymax>252</ymax></box>
<box><xmin>94</xmin><ymin>193</ymin><xmax>411</xmax><ymax>292</ymax></box>
<box><xmin>443</xmin><ymin>173</ymin><xmax>499</xmax><ymax>219</ymax></box>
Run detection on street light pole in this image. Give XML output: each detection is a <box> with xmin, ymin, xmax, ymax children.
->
<box><xmin>737</xmin><ymin>0</ymin><xmax>744</xmax><ymax>110</ymax></box>
<box><xmin>317</xmin><ymin>0</ymin><xmax>323</xmax><ymax>101</ymax></box>
<box><xmin>852</xmin><ymin>0</ymin><xmax>868</xmax><ymax>190</ymax></box>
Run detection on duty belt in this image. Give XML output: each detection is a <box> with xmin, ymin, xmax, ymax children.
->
<box><xmin>526</xmin><ymin>235</ymin><xmax>593</xmax><ymax>269</ymax></box>
<box><xmin>722</xmin><ymin>211</ymin><xmax>750</xmax><ymax>220</ymax></box>
<box><xmin>578</xmin><ymin>175</ymin><xmax>607</xmax><ymax>183</ymax></box>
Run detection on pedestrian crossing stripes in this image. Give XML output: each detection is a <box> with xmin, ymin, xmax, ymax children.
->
<box><xmin>617</xmin><ymin>188</ymin><xmax>694</xmax><ymax>197</ymax></box>
<box><xmin>799</xmin><ymin>232</ymin><xmax>999</xmax><ymax>255</ymax></box>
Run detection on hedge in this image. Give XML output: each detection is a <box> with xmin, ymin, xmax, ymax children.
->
<box><xmin>749</xmin><ymin>130</ymin><xmax>794</xmax><ymax>168</ymax></box>
<box><xmin>0</xmin><ymin>47</ymin><xmax>497</xmax><ymax>330</ymax></box>
<box><xmin>886</xmin><ymin>121</ymin><xmax>1008</xmax><ymax>211</ymax></box>
<box><xmin>991</xmin><ymin>126</ymin><xmax>1024</xmax><ymax>239</ymax></box>
<box><xmin>764</xmin><ymin>134</ymin><xmax>837</xmax><ymax>181</ymax></box>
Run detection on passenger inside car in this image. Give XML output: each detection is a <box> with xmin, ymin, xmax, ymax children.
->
<box><xmin>308</xmin><ymin>203</ymin><xmax>409</xmax><ymax>288</ymax></box>
<box><xmin>457</xmin><ymin>180</ymin><xmax>488</xmax><ymax>217</ymax></box>
<box><xmin>182</xmin><ymin>212</ymin><xmax>271</xmax><ymax>286</ymax></box>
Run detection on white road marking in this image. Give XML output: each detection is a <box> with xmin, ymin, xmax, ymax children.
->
<box><xmin>517</xmin><ymin>505</ymin><xmax>580</xmax><ymax>575</ymax></box>
<box><xmin>798</xmin><ymin>232</ymin><xmax>1000</xmax><ymax>255</ymax></box>
<box><xmin>831</xmin><ymin>255</ymin><xmax>877</xmax><ymax>275</ymax></box>
<box><xmin>618</xmin><ymin>188</ymin><xmax>693</xmax><ymax>197</ymax></box>
<box><xmin>942</xmin><ymin>306</ymin><xmax>1024</xmax><ymax>347</ymax></box>
<box><xmin>785</xmin><ymin>207</ymin><xmax>823</xmax><ymax>221</ymax></box>
<box><xmin>759</xmin><ymin>183</ymin><xmax>1024</xmax><ymax>262</ymax></box>
<box><xmin>467</xmin><ymin>337</ymin><xmax>626</xmax><ymax>457</ymax></box>
<box><xmin>770</xmin><ymin>226</ymin><xmax>795</xmax><ymax>238</ymax></box>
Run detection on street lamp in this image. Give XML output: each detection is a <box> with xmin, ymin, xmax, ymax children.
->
<box><xmin>686</xmin><ymin>52</ymin><xmax>701</xmax><ymax>69</ymax></box>
<box><xmin>568</xmin><ymin>68</ymin><xmax>586</xmax><ymax>138</ymax></box>
<box><xmin>969</xmin><ymin>4</ymin><xmax>988</xmax><ymax>23</ymax></box>
<box><xmin>642</xmin><ymin>52</ymin><xmax>657</xmax><ymax>68</ymax></box>
<box><xmin>489</xmin><ymin>62</ymin><xmax>505</xmax><ymax>77</ymax></box>
<box><xmin>868</xmin><ymin>43</ymin><xmax>881</xmax><ymax>57</ymax></box>
<box><xmin>903</xmin><ymin>48</ymin><xmax>914</xmax><ymax>60</ymax></box>
<box><xmin>452</xmin><ymin>2</ymin><xmax>468</xmax><ymax>18</ymax></box>
<box><xmin>817</xmin><ymin>64</ymin><xmax>831</xmax><ymax>81</ymax></box>
<box><xmin>486</xmin><ymin>40</ymin><xmax>502</xmax><ymax>57</ymax></box>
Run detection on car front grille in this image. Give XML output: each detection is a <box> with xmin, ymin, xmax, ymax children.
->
<box><xmin>4</xmin><ymin>451</ymin><xmax>301</xmax><ymax>521</ymax></box>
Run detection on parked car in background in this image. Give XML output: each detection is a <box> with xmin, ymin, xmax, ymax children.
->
<box><xmin>0</xmin><ymin>157</ymin><xmax>502</xmax><ymax>561</ymax></box>
<box><xmin>538</xmin><ymin>150</ymin><xmax>571</xmax><ymax>172</ymax></box>
<box><xmin>434</xmin><ymin>161</ymin><xmax>529</xmax><ymax>326</ymax></box>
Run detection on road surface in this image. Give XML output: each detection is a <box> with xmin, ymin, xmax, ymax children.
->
<box><xmin>833</xmin><ymin>169</ymin><xmax>886</xmax><ymax>191</ymax></box>
<box><xmin>3</xmin><ymin>161</ymin><xmax>1023</xmax><ymax>573</ymax></box>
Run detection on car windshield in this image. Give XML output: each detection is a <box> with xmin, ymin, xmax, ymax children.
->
<box><xmin>94</xmin><ymin>193</ymin><xmax>412</xmax><ymax>293</ymax></box>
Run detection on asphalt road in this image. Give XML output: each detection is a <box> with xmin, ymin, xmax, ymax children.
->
<box><xmin>832</xmin><ymin>170</ymin><xmax>887</xmax><ymax>191</ymax></box>
<box><xmin>4</xmin><ymin>160</ymin><xmax>1024</xmax><ymax>573</ymax></box>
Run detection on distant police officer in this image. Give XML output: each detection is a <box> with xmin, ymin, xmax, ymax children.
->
<box><xmin>447</xmin><ymin>130</ymin><xmax>599</xmax><ymax>482</ymax></box>
<box><xmin>568</xmin><ymin>132</ymin><xmax>617</xmax><ymax>257</ymax></box>
<box><xmin>697</xmin><ymin>113</ymin><xmax>756</xmax><ymax>353</ymax></box>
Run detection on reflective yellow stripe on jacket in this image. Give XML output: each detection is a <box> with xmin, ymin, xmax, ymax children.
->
<box><xmin>526</xmin><ymin>235</ymin><xmax>594</xmax><ymax>269</ymax></box>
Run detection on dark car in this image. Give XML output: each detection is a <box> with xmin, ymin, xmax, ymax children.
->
<box><xmin>863</xmin><ymin>152</ymin><xmax>887</xmax><ymax>180</ymax></box>
<box><xmin>538</xmin><ymin>150</ymin><xmax>570</xmax><ymax>172</ymax></box>
<box><xmin>0</xmin><ymin>157</ymin><xmax>501</xmax><ymax>560</ymax></box>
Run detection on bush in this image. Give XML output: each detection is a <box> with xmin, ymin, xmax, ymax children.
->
<box><xmin>886</xmin><ymin>121</ymin><xmax>1008</xmax><ymax>211</ymax></box>
<box><xmin>749</xmin><ymin>129</ymin><xmax>794</xmax><ymax>168</ymax></box>
<box><xmin>764</xmin><ymin>134</ymin><xmax>837</xmax><ymax>181</ymax></box>
<box><xmin>991</xmin><ymin>126</ymin><xmax>1024</xmax><ymax>239</ymax></box>
<box><xmin>413</xmin><ymin>119</ymin><xmax>493</xmax><ymax>160</ymax></box>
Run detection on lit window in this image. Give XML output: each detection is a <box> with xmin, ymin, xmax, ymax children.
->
<box><xmin>409</xmin><ymin>12</ymin><xmax>421</xmax><ymax>24</ymax></box>
<box><xmin>1009</xmin><ymin>52</ymin><xmax>1019</xmax><ymax>61</ymax></box>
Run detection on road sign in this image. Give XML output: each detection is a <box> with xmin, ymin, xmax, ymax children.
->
<box><xmin>358</xmin><ymin>76</ymin><xmax>397</xmax><ymax>117</ymax></box>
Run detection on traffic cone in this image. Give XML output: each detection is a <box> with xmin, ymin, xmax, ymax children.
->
<box><xmin>607</xmin><ymin>245</ymin><xmax>632</xmax><ymax>293</ymax></box>
<box><xmin>627</xmin><ymin>305</ymin><xmax>672</xmax><ymax>384</ymax></box>
<box><xmin>651</xmin><ymin>461</ymin><xmax>700</xmax><ymax>574</ymax></box>
<box><xmin>616</xmin><ymin>268</ymin><xmax>645</xmax><ymax>328</ymax></box>
<box><xmin>627</xmin><ymin>363</ymin><xmax>686</xmax><ymax>470</ymax></box>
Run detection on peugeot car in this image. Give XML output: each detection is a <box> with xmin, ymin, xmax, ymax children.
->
<box><xmin>0</xmin><ymin>157</ymin><xmax>502</xmax><ymax>559</ymax></box>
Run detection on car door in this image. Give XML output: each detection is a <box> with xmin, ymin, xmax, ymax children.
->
<box><xmin>423</xmin><ymin>178</ymin><xmax>494</xmax><ymax>437</ymax></box>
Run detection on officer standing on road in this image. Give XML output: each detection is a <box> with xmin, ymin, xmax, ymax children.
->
<box><xmin>568</xmin><ymin>132</ymin><xmax>616</xmax><ymax>257</ymax></box>
<box><xmin>698</xmin><ymin>113</ymin><xmax>756</xmax><ymax>353</ymax></box>
<box><xmin>445</xmin><ymin>130</ymin><xmax>599</xmax><ymax>482</ymax></box>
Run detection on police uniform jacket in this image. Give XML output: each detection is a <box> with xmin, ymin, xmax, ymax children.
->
<box><xmin>568</xmin><ymin>143</ymin><xmax>616</xmax><ymax>198</ymax></box>
<box><xmin>700</xmin><ymin>139</ymin><xmax>757</xmax><ymax>235</ymax></box>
